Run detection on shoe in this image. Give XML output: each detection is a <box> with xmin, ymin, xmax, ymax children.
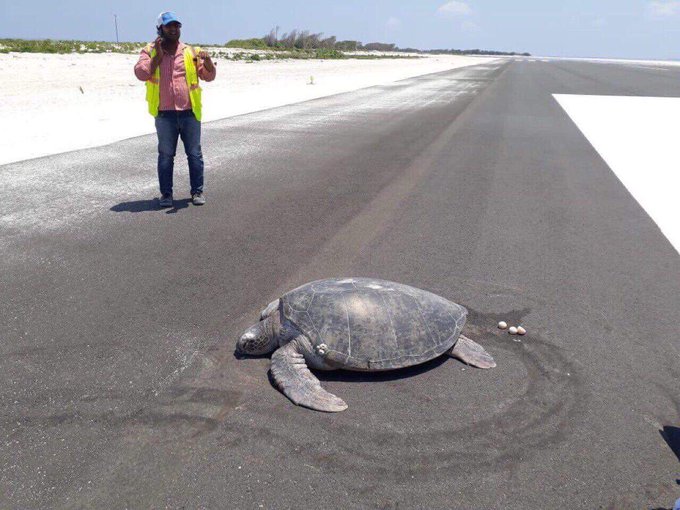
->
<box><xmin>159</xmin><ymin>193</ymin><xmax>173</xmax><ymax>208</ymax></box>
<box><xmin>191</xmin><ymin>192</ymin><xmax>206</xmax><ymax>206</ymax></box>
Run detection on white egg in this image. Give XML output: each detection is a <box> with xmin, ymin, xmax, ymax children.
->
<box><xmin>508</xmin><ymin>326</ymin><xmax>518</xmax><ymax>335</ymax></box>
<box><xmin>498</xmin><ymin>321</ymin><xmax>508</xmax><ymax>330</ymax></box>
<box><xmin>517</xmin><ymin>326</ymin><xmax>527</xmax><ymax>335</ymax></box>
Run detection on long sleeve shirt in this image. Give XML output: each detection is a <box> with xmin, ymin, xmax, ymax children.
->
<box><xmin>134</xmin><ymin>41</ymin><xmax>216</xmax><ymax>112</ymax></box>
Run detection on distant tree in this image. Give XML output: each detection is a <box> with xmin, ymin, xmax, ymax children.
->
<box><xmin>335</xmin><ymin>40</ymin><xmax>360</xmax><ymax>51</ymax></box>
<box><xmin>238</xmin><ymin>27</ymin><xmax>529</xmax><ymax>56</ymax></box>
<box><xmin>425</xmin><ymin>48</ymin><xmax>530</xmax><ymax>56</ymax></box>
<box><xmin>363</xmin><ymin>42</ymin><xmax>397</xmax><ymax>52</ymax></box>
<box><xmin>263</xmin><ymin>27</ymin><xmax>278</xmax><ymax>47</ymax></box>
<box><xmin>280</xmin><ymin>29</ymin><xmax>297</xmax><ymax>49</ymax></box>
<box><xmin>294</xmin><ymin>30</ymin><xmax>307</xmax><ymax>49</ymax></box>
<box><xmin>320</xmin><ymin>36</ymin><xmax>336</xmax><ymax>49</ymax></box>
<box><xmin>307</xmin><ymin>32</ymin><xmax>325</xmax><ymax>49</ymax></box>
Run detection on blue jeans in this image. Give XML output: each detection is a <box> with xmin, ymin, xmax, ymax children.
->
<box><xmin>155</xmin><ymin>110</ymin><xmax>204</xmax><ymax>195</ymax></box>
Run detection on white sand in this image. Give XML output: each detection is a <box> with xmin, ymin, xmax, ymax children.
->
<box><xmin>0</xmin><ymin>51</ymin><xmax>496</xmax><ymax>165</ymax></box>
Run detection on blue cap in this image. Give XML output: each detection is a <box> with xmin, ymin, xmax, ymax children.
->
<box><xmin>156</xmin><ymin>11</ymin><xmax>181</xmax><ymax>28</ymax></box>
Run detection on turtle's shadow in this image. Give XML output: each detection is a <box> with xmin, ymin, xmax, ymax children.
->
<box><xmin>240</xmin><ymin>349</ymin><xmax>453</xmax><ymax>385</ymax></box>
<box><xmin>233</xmin><ymin>349</ymin><xmax>269</xmax><ymax>361</ymax></box>
<box><xmin>271</xmin><ymin>355</ymin><xmax>453</xmax><ymax>384</ymax></box>
<box><xmin>317</xmin><ymin>355</ymin><xmax>452</xmax><ymax>383</ymax></box>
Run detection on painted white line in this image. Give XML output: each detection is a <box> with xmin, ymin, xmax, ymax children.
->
<box><xmin>554</xmin><ymin>94</ymin><xmax>680</xmax><ymax>254</ymax></box>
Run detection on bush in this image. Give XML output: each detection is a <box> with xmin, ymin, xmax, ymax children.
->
<box><xmin>315</xmin><ymin>49</ymin><xmax>345</xmax><ymax>59</ymax></box>
<box><xmin>0</xmin><ymin>38</ymin><xmax>146</xmax><ymax>54</ymax></box>
<box><xmin>225</xmin><ymin>38</ymin><xmax>268</xmax><ymax>50</ymax></box>
<box><xmin>335</xmin><ymin>40</ymin><xmax>361</xmax><ymax>51</ymax></box>
<box><xmin>363</xmin><ymin>42</ymin><xmax>397</xmax><ymax>52</ymax></box>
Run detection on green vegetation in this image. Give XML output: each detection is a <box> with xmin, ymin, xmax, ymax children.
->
<box><xmin>425</xmin><ymin>49</ymin><xmax>531</xmax><ymax>56</ymax></box>
<box><xmin>0</xmin><ymin>38</ymin><xmax>142</xmax><ymax>54</ymax></box>
<box><xmin>217</xmin><ymin>49</ymin><xmax>349</xmax><ymax>61</ymax></box>
<box><xmin>224</xmin><ymin>38</ymin><xmax>269</xmax><ymax>50</ymax></box>
<box><xmin>313</xmin><ymin>49</ymin><xmax>345</xmax><ymax>59</ymax></box>
<box><xmin>227</xmin><ymin>27</ymin><xmax>530</xmax><ymax>56</ymax></box>
<box><xmin>0</xmin><ymin>38</ymin><xmax>376</xmax><ymax>60</ymax></box>
<box><xmin>0</xmin><ymin>34</ymin><xmax>529</xmax><ymax>59</ymax></box>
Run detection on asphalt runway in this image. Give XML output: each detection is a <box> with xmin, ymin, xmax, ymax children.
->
<box><xmin>1</xmin><ymin>59</ymin><xmax>679</xmax><ymax>509</ymax></box>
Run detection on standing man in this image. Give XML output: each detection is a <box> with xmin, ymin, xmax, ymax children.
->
<box><xmin>134</xmin><ymin>11</ymin><xmax>216</xmax><ymax>207</ymax></box>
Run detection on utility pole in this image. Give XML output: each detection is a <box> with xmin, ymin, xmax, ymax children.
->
<box><xmin>113</xmin><ymin>14</ymin><xmax>119</xmax><ymax>43</ymax></box>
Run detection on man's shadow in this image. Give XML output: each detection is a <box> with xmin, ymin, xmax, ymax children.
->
<box><xmin>659</xmin><ymin>425</ymin><xmax>680</xmax><ymax>492</ymax></box>
<box><xmin>110</xmin><ymin>198</ymin><xmax>191</xmax><ymax>214</ymax></box>
<box><xmin>660</xmin><ymin>426</ymin><xmax>680</xmax><ymax>464</ymax></box>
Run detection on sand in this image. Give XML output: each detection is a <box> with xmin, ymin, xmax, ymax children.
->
<box><xmin>0</xmin><ymin>51</ymin><xmax>498</xmax><ymax>165</ymax></box>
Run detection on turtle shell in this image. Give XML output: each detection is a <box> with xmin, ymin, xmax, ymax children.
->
<box><xmin>281</xmin><ymin>278</ymin><xmax>467</xmax><ymax>371</ymax></box>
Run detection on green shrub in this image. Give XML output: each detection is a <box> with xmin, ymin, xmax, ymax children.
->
<box><xmin>315</xmin><ymin>49</ymin><xmax>345</xmax><ymax>59</ymax></box>
<box><xmin>0</xmin><ymin>38</ymin><xmax>147</xmax><ymax>54</ymax></box>
<box><xmin>225</xmin><ymin>38</ymin><xmax>268</xmax><ymax>50</ymax></box>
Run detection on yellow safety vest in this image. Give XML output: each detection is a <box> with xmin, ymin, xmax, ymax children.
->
<box><xmin>144</xmin><ymin>44</ymin><xmax>203</xmax><ymax>121</ymax></box>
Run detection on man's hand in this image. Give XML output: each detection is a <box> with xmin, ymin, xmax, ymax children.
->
<box><xmin>149</xmin><ymin>36</ymin><xmax>163</xmax><ymax>71</ymax></box>
<box><xmin>198</xmin><ymin>50</ymin><xmax>215</xmax><ymax>72</ymax></box>
<box><xmin>153</xmin><ymin>37</ymin><xmax>163</xmax><ymax>56</ymax></box>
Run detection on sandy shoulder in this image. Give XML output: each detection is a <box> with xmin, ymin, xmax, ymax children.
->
<box><xmin>0</xmin><ymin>51</ymin><xmax>498</xmax><ymax>165</ymax></box>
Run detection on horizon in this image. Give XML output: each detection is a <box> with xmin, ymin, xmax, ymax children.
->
<box><xmin>2</xmin><ymin>1</ymin><xmax>680</xmax><ymax>60</ymax></box>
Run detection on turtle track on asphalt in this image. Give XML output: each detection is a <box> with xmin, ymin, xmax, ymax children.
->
<box><xmin>238</xmin><ymin>318</ymin><xmax>587</xmax><ymax>483</ymax></box>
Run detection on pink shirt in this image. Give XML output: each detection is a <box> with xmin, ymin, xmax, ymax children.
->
<box><xmin>134</xmin><ymin>41</ymin><xmax>216</xmax><ymax>111</ymax></box>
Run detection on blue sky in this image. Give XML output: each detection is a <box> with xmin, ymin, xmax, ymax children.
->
<box><xmin>2</xmin><ymin>1</ymin><xmax>680</xmax><ymax>59</ymax></box>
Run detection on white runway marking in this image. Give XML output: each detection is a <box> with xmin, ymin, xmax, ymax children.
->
<box><xmin>554</xmin><ymin>94</ymin><xmax>680</xmax><ymax>254</ymax></box>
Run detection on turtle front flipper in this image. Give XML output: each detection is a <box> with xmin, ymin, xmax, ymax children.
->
<box><xmin>448</xmin><ymin>334</ymin><xmax>496</xmax><ymax>369</ymax></box>
<box><xmin>259</xmin><ymin>299</ymin><xmax>280</xmax><ymax>320</ymax></box>
<box><xmin>271</xmin><ymin>337</ymin><xmax>348</xmax><ymax>413</ymax></box>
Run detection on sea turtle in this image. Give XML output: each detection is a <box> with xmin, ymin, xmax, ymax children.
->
<box><xmin>236</xmin><ymin>278</ymin><xmax>496</xmax><ymax>412</ymax></box>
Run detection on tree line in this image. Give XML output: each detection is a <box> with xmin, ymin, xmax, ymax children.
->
<box><xmin>262</xmin><ymin>28</ymin><xmax>392</xmax><ymax>51</ymax></box>
<box><xmin>224</xmin><ymin>27</ymin><xmax>529</xmax><ymax>56</ymax></box>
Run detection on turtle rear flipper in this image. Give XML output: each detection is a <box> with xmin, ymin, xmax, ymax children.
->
<box><xmin>448</xmin><ymin>335</ymin><xmax>496</xmax><ymax>369</ymax></box>
<box><xmin>271</xmin><ymin>338</ymin><xmax>348</xmax><ymax>412</ymax></box>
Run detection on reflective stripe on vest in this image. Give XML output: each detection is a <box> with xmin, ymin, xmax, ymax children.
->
<box><xmin>144</xmin><ymin>45</ymin><xmax>203</xmax><ymax>121</ymax></box>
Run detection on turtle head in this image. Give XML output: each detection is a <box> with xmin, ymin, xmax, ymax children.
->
<box><xmin>237</xmin><ymin>317</ymin><xmax>278</xmax><ymax>356</ymax></box>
